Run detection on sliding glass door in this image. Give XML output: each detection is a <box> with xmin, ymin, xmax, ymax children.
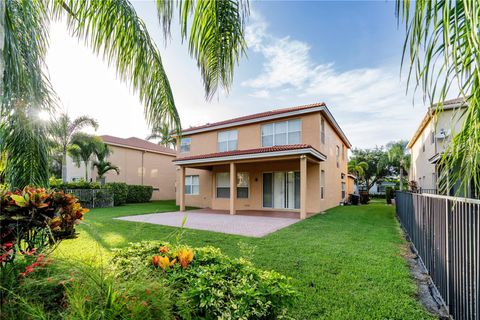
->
<box><xmin>263</xmin><ymin>172</ymin><xmax>300</xmax><ymax>209</ymax></box>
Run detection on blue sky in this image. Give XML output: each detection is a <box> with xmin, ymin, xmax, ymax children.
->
<box><xmin>46</xmin><ymin>1</ymin><xmax>439</xmax><ymax>149</ymax></box>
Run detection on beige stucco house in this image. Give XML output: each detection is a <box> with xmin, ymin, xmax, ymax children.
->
<box><xmin>408</xmin><ymin>98</ymin><xmax>467</xmax><ymax>194</ymax></box>
<box><xmin>67</xmin><ymin>135</ymin><xmax>176</xmax><ymax>200</ymax></box>
<box><xmin>173</xmin><ymin>102</ymin><xmax>352</xmax><ymax>219</ymax></box>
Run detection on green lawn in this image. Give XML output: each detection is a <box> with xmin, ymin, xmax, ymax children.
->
<box><xmin>56</xmin><ymin>200</ymin><xmax>434</xmax><ymax>319</ymax></box>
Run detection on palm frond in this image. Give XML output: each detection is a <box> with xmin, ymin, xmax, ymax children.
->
<box><xmin>0</xmin><ymin>109</ymin><xmax>51</xmax><ymax>189</ymax></box>
<box><xmin>156</xmin><ymin>0</ymin><xmax>249</xmax><ymax>99</ymax></box>
<box><xmin>69</xmin><ymin>115</ymin><xmax>99</xmax><ymax>134</ymax></box>
<box><xmin>53</xmin><ymin>0</ymin><xmax>181</xmax><ymax>133</ymax></box>
<box><xmin>397</xmin><ymin>0</ymin><xmax>480</xmax><ymax>196</ymax></box>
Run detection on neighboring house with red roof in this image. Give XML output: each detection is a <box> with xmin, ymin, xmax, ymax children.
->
<box><xmin>173</xmin><ymin>102</ymin><xmax>352</xmax><ymax>218</ymax></box>
<box><xmin>66</xmin><ymin>135</ymin><xmax>176</xmax><ymax>200</ymax></box>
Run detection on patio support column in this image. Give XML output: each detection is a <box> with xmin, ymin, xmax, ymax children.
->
<box><xmin>230</xmin><ymin>162</ymin><xmax>236</xmax><ymax>215</ymax></box>
<box><xmin>179</xmin><ymin>166</ymin><xmax>186</xmax><ymax>212</ymax></box>
<box><xmin>300</xmin><ymin>155</ymin><xmax>307</xmax><ymax>220</ymax></box>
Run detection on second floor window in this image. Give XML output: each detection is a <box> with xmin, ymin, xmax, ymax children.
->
<box><xmin>218</xmin><ymin>130</ymin><xmax>238</xmax><ymax>152</ymax></box>
<box><xmin>180</xmin><ymin>138</ymin><xmax>191</xmax><ymax>153</ymax></box>
<box><xmin>321</xmin><ymin>118</ymin><xmax>325</xmax><ymax>144</ymax></box>
<box><xmin>341</xmin><ymin>144</ymin><xmax>345</xmax><ymax>160</ymax></box>
<box><xmin>261</xmin><ymin>119</ymin><xmax>301</xmax><ymax>147</ymax></box>
<box><xmin>336</xmin><ymin>146</ymin><xmax>340</xmax><ymax>168</ymax></box>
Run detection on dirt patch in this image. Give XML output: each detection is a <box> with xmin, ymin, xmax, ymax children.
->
<box><xmin>402</xmin><ymin>242</ymin><xmax>451</xmax><ymax>319</ymax></box>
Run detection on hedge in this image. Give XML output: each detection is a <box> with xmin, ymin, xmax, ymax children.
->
<box><xmin>127</xmin><ymin>185</ymin><xmax>153</xmax><ymax>203</ymax></box>
<box><xmin>105</xmin><ymin>182</ymin><xmax>128</xmax><ymax>206</ymax></box>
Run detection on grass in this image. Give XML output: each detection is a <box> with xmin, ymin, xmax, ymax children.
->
<box><xmin>56</xmin><ymin>200</ymin><xmax>434</xmax><ymax>319</ymax></box>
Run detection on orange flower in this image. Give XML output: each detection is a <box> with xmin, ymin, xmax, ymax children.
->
<box><xmin>159</xmin><ymin>246</ymin><xmax>169</xmax><ymax>253</ymax></box>
<box><xmin>158</xmin><ymin>256</ymin><xmax>176</xmax><ymax>270</ymax></box>
<box><xmin>177</xmin><ymin>248</ymin><xmax>194</xmax><ymax>269</ymax></box>
<box><xmin>152</xmin><ymin>255</ymin><xmax>161</xmax><ymax>267</ymax></box>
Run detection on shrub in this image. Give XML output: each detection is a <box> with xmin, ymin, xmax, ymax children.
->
<box><xmin>0</xmin><ymin>187</ymin><xmax>88</xmax><ymax>265</ymax></box>
<box><xmin>112</xmin><ymin>241</ymin><xmax>297</xmax><ymax>319</ymax></box>
<box><xmin>127</xmin><ymin>185</ymin><xmax>153</xmax><ymax>203</ymax></box>
<box><xmin>52</xmin><ymin>179</ymin><xmax>101</xmax><ymax>190</ymax></box>
<box><xmin>1</xmin><ymin>259</ymin><xmax>175</xmax><ymax>320</ymax></box>
<box><xmin>385</xmin><ymin>186</ymin><xmax>394</xmax><ymax>204</ymax></box>
<box><xmin>105</xmin><ymin>182</ymin><xmax>128</xmax><ymax>206</ymax></box>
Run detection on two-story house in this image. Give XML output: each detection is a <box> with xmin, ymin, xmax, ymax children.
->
<box><xmin>408</xmin><ymin>98</ymin><xmax>468</xmax><ymax>195</ymax></box>
<box><xmin>67</xmin><ymin>135</ymin><xmax>177</xmax><ymax>200</ymax></box>
<box><xmin>173</xmin><ymin>102</ymin><xmax>351</xmax><ymax>219</ymax></box>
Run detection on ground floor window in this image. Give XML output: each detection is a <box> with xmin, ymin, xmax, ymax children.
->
<box><xmin>263</xmin><ymin>171</ymin><xmax>300</xmax><ymax>209</ymax></box>
<box><xmin>341</xmin><ymin>182</ymin><xmax>346</xmax><ymax>200</ymax></box>
<box><xmin>237</xmin><ymin>172</ymin><xmax>249</xmax><ymax>198</ymax></box>
<box><xmin>216</xmin><ymin>172</ymin><xmax>230</xmax><ymax>198</ymax></box>
<box><xmin>216</xmin><ymin>172</ymin><xmax>250</xmax><ymax>198</ymax></box>
<box><xmin>185</xmin><ymin>175</ymin><xmax>199</xmax><ymax>195</ymax></box>
<box><xmin>320</xmin><ymin>170</ymin><xmax>325</xmax><ymax>199</ymax></box>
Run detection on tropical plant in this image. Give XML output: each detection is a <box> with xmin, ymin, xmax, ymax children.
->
<box><xmin>91</xmin><ymin>143</ymin><xmax>119</xmax><ymax>183</ymax></box>
<box><xmin>0</xmin><ymin>186</ymin><xmax>88</xmax><ymax>265</ymax></box>
<box><xmin>386</xmin><ymin>140</ymin><xmax>411</xmax><ymax>191</ymax></box>
<box><xmin>396</xmin><ymin>0</ymin><xmax>480</xmax><ymax>196</ymax></box>
<box><xmin>1</xmin><ymin>0</ymin><xmax>249</xmax><ymax>189</ymax></box>
<box><xmin>146</xmin><ymin>123</ymin><xmax>176</xmax><ymax>148</ymax></box>
<box><xmin>350</xmin><ymin>147</ymin><xmax>394</xmax><ymax>193</ymax></box>
<box><xmin>68</xmin><ymin>134</ymin><xmax>103</xmax><ymax>181</ymax></box>
<box><xmin>49</xmin><ymin>113</ymin><xmax>99</xmax><ymax>183</ymax></box>
<box><xmin>348</xmin><ymin>159</ymin><xmax>369</xmax><ymax>180</ymax></box>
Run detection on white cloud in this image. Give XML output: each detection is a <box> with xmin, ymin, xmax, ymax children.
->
<box><xmin>241</xmin><ymin>12</ymin><xmax>430</xmax><ymax>148</ymax></box>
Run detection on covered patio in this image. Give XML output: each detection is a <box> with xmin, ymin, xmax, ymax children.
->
<box><xmin>174</xmin><ymin>144</ymin><xmax>327</xmax><ymax>220</ymax></box>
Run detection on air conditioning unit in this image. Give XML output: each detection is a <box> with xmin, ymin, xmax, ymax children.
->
<box><xmin>435</xmin><ymin>128</ymin><xmax>450</xmax><ymax>139</ymax></box>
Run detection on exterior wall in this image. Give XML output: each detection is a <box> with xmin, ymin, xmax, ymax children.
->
<box><xmin>347</xmin><ymin>176</ymin><xmax>355</xmax><ymax>196</ymax></box>
<box><xmin>409</xmin><ymin>108</ymin><xmax>466</xmax><ymax>190</ymax></box>
<box><xmin>176</xmin><ymin>110</ymin><xmax>349</xmax><ymax>214</ymax></box>
<box><xmin>67</xmin><ymin>145</ymin><xmax>176</xmax><ymax>200</ymax></box>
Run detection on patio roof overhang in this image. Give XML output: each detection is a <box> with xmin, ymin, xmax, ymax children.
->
<box><xmin>172</xmin><ymin>144</ymin><xmax>326</xmax><ymax>166</ymax></box>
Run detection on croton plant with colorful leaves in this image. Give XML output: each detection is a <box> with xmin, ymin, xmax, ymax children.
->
<box><xmin>0</xmin><ymin>187</ymin><xmax>88</xmax><ymax>265</ymax></box>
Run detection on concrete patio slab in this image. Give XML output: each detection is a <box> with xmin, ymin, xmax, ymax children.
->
<box><xmin>115</xmin><ymin>209</ymin><xmax>300</xmax><ymax>237</ymax></box>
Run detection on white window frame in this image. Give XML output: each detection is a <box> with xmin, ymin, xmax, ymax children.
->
<box><xmin>180</xmin><ymin>138</ymin><xmax>191</xmax><ymax>153</ymax></box>
<box><xmin>321</xmin><ymin>118</ymin><xmax>325</xmax><ymax>144</ymax></box>
<box><xmin>261</xmin><ymin>119</ymin><xmax>301</xmax><ymax>147</ymax></box>
<box><xmin>185</xmin><ymin>175</ymin><xmax>199</xmax><ymax>195</ymax></box>
<box><xmin>216</xmin><ymin>172</ymin><xmax>230</xmax><ymax>198</ymax></box>
<box><xmin>217</xmin><ymin>130</ymin><xmax>238</xmax><ymax>152</ymax></box>
<box><xmin>236</xmin><ymin>172</ymin><xmax>249</xmax><ymax>199</ymax></box>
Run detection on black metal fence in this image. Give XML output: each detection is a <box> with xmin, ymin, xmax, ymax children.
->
<box><xmin>396</xmin><ymin>191</ymin><xmax>479</xmax><ymax>320</ymax></box>
<box><xmin>65</xmin><ymin>189</ymin><xmax>114</xmax><ymax>208</ymax></box>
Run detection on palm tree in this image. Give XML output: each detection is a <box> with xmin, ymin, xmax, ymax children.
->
<box><xmin>396</xmin><ymin>1</ymin><xmax>479</xmax><ymax>195</ymax></box>
<box><xmin>386</xmin><ymin>140</ymin><xmax>411</xmax><ymax>191</ymax></box>
<box><xmin>92</xmin><ymin>143</ymin><xmax>119</xmax><ymax>183</ymax></box>
<box><xmin>1</xmin><ymin>0</ymin><xmax>249</xmax><ymax>188</ymax></box>
<box><xmin>69</xmin><ymin>133</ymin><xmax>103</xmax><ymax>181</ymax></box>
<box><xmin>348</xmin><ymin>159</ymin><xmax>369</xmax><ymax>180</ymax></box>
<box><xmin>146</xmin><ymin>123</ymin><xmax>176</xmax><ymax>148</ymax></box>
<box><xmin>50</xmin><ymin>113</ymin><xmax>99</xmax><ymax>183</ymax></box>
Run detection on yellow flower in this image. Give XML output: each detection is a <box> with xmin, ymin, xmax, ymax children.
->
<box><xmin>158</xmin><ymin>256</ymin><xmax>177</xmax><ymax>270</ymax></box>
<box><xmin>177</xmin><ymin>248</ymin><xmax>194</xmax><ymax>269</ymax></box>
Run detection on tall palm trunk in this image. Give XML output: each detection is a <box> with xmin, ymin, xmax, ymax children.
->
<box><xmin>84</xmin><ymin>160</ymin><xmax>89</xmax><ymax>181</ymax></box>
<box><xmin>62</xmin><ymin>149</ymin><xmax>68</xmax><ymax>183</ymax></box>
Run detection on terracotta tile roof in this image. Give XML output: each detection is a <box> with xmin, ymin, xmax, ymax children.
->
<box><xmin>182</xmin><ymin>102</ymin><xmax>326</xmax><ymax>133</ymax></box>
<box><xmin>431</xmin><ymin>97</ymin><xmax>466</xmax><ymax>109</ymax></box>
<box><xmin>100</xmin><ymin>135</ymin><xmax>176</xmax><ymax>155</ymax></box>
<box><xmin>173</xmin><ymin>144</ymin><xmax>326</xmax><ymax>162</ymax></box>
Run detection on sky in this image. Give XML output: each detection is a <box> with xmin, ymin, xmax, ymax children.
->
<box><xmin>45</xmin><ymin>0</ymin><xmax>445</xmax><ymax>149</ymax></box>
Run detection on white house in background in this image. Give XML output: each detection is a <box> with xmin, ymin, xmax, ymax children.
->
<box><xmin>408</xmin><ymin>98</ymin><xmax>470</xmax><ymax>195</ymax></box>
<box><xmin>66</xmin><ymin>135</ymin><xmax>177</xmax><ymax>200</ymax></box>
<box><xmin>359</xmin><ymin>181</ymin><xmax>396</xmax><ymax>195</ymax></box>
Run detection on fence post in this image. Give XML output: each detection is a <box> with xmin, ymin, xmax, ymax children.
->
<box><xmin>445</xmin><ymin>198</ymin><xmax>450</xmax><ymax>311</ymax></box>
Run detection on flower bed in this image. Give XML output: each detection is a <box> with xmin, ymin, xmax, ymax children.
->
<box><xmin>112</xmin><ymin>241</ymin><xmax>297</xmax><ymax>319</ymax></box>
